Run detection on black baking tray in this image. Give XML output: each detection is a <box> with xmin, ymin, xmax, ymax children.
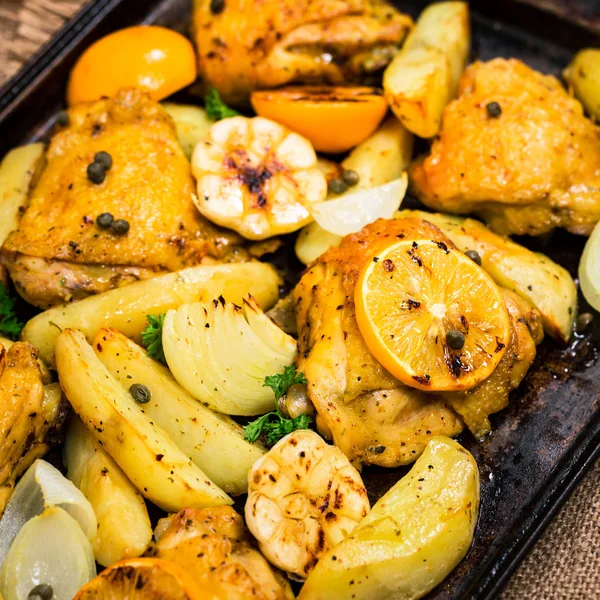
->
<box><xmin>1</xmin><ymin>1</ymin><xmax>599</xmax><ymax>598</ymax></box>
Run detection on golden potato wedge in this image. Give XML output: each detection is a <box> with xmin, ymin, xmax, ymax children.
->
<box><xmin>298</xmin><ymin>436</ymin><xmax>479</xmax><ymax>600</ymax></box>
<box><xmin>163</xmin><ymin>103</ymin><xmax>212</xmax><ymax>160</ymax></box>
<box><xmin>400</xmin><ymin>210</ymin><xmax>576</xmax><ymax>343</ymax></box>
<box><xmin>64</xmin><ymin>417</ymin><xmax>152</xmax><ymax>567</ymax></box>
<box><xmin>93</xmin><ymin>328</ymin><xmax>265</xmax><ymax>495</ymax></box>
<box><xmin>55</xmin><ymin>329</ymin><xmax>233</xmax><ymax>512</ymax></box>
<box><xmin>340</xmin><ymin>116</ymin><xmax>414</xmax><ymax>192</ymax></box>
<box><xmin>383</xmin><ymin>2</ymin><xmax>470</xmax><ymax>138</ymax></box>
<box><xmin>563</xmin><ymin>49</ymin><xmax>600</xmax><ymax>121</ymax></box>
<box><xmin>296</xmin><ymin>117</ymin><xmax>414</xmax><ymax>265</ymax></box>
<box><xmin>22</xmin><ymin>261</ymin><xmax>280</xmax><ymax>367</ymax></box>
<box><xmin>0</xmin><ymin>143</ymin><xmax>45</xmax><ymax>246</ymax></box>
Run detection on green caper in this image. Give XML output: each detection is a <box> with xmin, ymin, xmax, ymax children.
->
<box><xmin>96</xmin><ymin>212</ymin><xmax>114</xmax><ymax>229</ymax></box>
<box><xmin>328</xmin><ymin>178</ymin><xmax>348</xmax><ymax>195</ymax></box>
<box><xmin>446</xmin><ymin>330</ymin><xmax>465</xmax><ymax>350</ymax></box>
<box><xmin>87</xmin><ymin>162</ymin><xmax>106</xmax><ymax>184</ymax></box>
<box><xmin>111</xmin><ymin>219</ymin><xmax>130</xmax><ymax>235</ymax></box>
<box><xmin>94</xmin><ymin>151</ymin><xmax>112</xmax><ymax>171</ymax></box>
<box><xmin>465</xmin><ymin>249</ymin><xmax>482</xmax><ymax>266</ymax></box>
<box><xmin>342</xmin><ymin>169</ymin><xmax>360</xmax><ymax>187</ymax></box>
<box><xmin>56</xmin><ymin>111</ymin><xmax>70</xmax><ymax>126</ymax></box>
<box><xmin>129</xmin><ymin>383</ymin><xmax>151</xmax><ymax>404</ymax></box>
<box><xmin>576</xmin><ymin>312</ymin><xmax>594</xmax><ymax>333</ymax></box>
<box><xmin>28</xmin><ymin>584</ymin><xmax>53</xmax><ymax>600</ymax></box>
<box><xmin>486</xmin><ymin>101</ymin><xmax>502</xmax><ymax>118</ymax></box>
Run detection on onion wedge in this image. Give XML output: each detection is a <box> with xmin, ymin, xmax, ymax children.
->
<box><xmin>311</xmin><ymin>174</ymin><xmax>408</xmax><ymax>237</ymax></box>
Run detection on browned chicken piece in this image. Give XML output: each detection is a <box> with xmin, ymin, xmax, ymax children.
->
<box><xmin>0</xmin><ymin>88</ymin><xmax>241</xmax><ymax>309</ymax></box>
<box><xmin>410</xmin><ymin>58</ymin><xmax>600</xmax><ymax>237</ymax></box>
<box><xmin>444</xmin><ymin>289</ymin><xmax>543</xmax><ymax>440</ymax></box>
<box><xmin>193</xmin><ymin>0</ymin><xmax>413</xmax><ymax>106</ymax></box>
<box><xmin>0</xmin><ymin>342</ymin><xmax>68</xmax><ymax>514</ymax></box>
<box><xmin>294</xmin><ymin>217</ymin><xmax>543</xmax><ymax>467</ymax></box>
<box><xmin>147</xmin><ymin>506</ymin><xmax>294</xmax><ymax>600</ymax></box>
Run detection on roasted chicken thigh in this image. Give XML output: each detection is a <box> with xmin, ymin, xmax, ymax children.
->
<box><xmin>410</xmin><ymin>59</ymin><xmax>600</xmax><ymax>236</ymax></box>
<box><xmin>294</xmin><ymin>217</ymin><xmax>542</xmax><ymax>467</ymax></box>
<box><xmin>193</xmin><ymin>0</ymin><xmax>413</xmax><ymax>106</ymax></box>
<box><xmin>1</xmin><ymin>89</ymin><xmax>241</xmax><ymax>309</ymax></box>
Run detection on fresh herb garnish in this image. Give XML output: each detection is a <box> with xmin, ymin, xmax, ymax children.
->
<box><xmin>244</xmin><ymin>366</ymin><xmax>311</xmax><ymax>446</ymax></box>
<box><xmin>205</xmin><ymin>87</ymin><xmax>240</xmax><ymax>121</ymax></box>
<box><xmin>0</xmin><ymin>282</ymin><xmax>24</xmax><ymax>340</ymax></box>
<box><xmin>141</xmin><ymin>314</ymin><xmax>166</xmax><ymax>363</ymax></box>
<box><xmin>263</xmin><ymin>364</ymin><xmax>308</xmax><ymax>401</ymax></box>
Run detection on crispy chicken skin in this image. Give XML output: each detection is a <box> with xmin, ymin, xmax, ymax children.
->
<box><xmin>410</xmin><ymin>59</ymin><xmax>600</xmax><ymax>237</ymax></box>
<box><xmin>193</xmin><ymin>0</ymin><xmax>412</xmax><ymax>106</ymax></box>
<box><xmin>294</xmin><ymin>217</ymin><xmax>542</xmax><ymax>467</ymax></box>
<box><xmin>1</xmin><ymin>89</ymin><xmax>241</xmax><ymax>309</ymax></box>
<box><xmin>0</xmin><ymin>342</ymin><xmax>68</xmax><ymax>514</ymax></box>
<box><xmin>147</xmin><ymin>507</ymin><xmax>294</xmax><ymax>600</ymax></box>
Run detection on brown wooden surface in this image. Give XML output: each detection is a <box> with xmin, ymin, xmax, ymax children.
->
<box><xmin>0</xmin><ymin>1</ymin><xmax>599</xmax><ymax>599</ymax></box>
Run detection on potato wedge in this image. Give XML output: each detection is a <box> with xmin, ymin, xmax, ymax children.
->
<box><xmin>383</xmin><ymin>2</ymin><xmax>470</xmax><ymax>138</ymax></box>
<box><xmin>64</xmin><ymin>417</ymin><xmax>152</xmax><ymax>567</ymax></box>
<box><xmin>93</xmin><ymin>328</ymin><xmax>265</xmax><ymax>495</ymax></box>
<box><xmin>163</xmin><ymin>103</ymin><xmax>212</xmax><ymax>160</ymax></box>
<box><xmin>563</xmin><ymin>49</ymin><xmax>600</xmax><ymax>121</ymax></box>
<box><xmin>0</xmin><ymin>143</ymin><xmax>45</xmax><ymax>246</ymax></box>
<box><xmin>295</xmin><ymin>222</ymin><xmax>343</xmax><ymax>266</ymax></box>
<box><xmin>298</xmin><ymin>436</ymin><xmax>479</xmax><ymax>600</ymax></box>
<box><xmin>401</xmin><ymin>210</ymin><xmax>576</xmax><ymax>343</ymax></box>
<box><xmin>22</xmin><ymin>261</ymin><xmax>280</xmax><ymax>367</ymax></box>
<box><xmin>55</xmin><ymin>329</ymin><xmax>233</xmax><ymax>512</ymax></box>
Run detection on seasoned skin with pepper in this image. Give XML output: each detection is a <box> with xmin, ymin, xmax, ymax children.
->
<box><xmin>294</xmin><ymin>217</ymin><xmax>543</xmax><ymax>466</ymax></box>
<box><xmin>410</xmin><ymin>59</ymin><xmax>600</xmax><ymax>237</ymax></box>
<box><xmin>0</xmin><ymin>88</ymin><xmax>241</xmax><ymax>308</ymax></box>
<box><xmin>0</xmin><ymin>342</ymin><xmax>68</xmax><ymax>515</ymax></box>
<box><xmin>193</xmin><ymin>0</ymin><xmax>413</xmax><ymax>106</ymax></box>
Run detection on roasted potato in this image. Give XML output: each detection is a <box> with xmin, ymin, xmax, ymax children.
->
<box><xmin>64</xmin><ymin>417</ymin><xmax>153</xmax><ymax>567</ymax></box>
<box><xmin>0</xmin><ymin>144</ymin><xmax>45</xmax><ymax>246</ymax></box>
<box><xmin>162</xmin><ymin>103</ymin><xmax>212</xmax><ymax>160</ymax></box>
<box><xmin>22</xmin><ymin>261</ymin><xmax>280</xmax><ymax>367</ymax></box>
<box><xmin>563</xmin><ymin>49</ymin><xmax>600</xmax><ymax>121</ymax></box>
<box><xmin>298</xmin><ymin>436</ymin><xmax>479</xmax><ymax>600</ymax></box>
<box><xmin>383</xmin><ymin>2</ymin><xmax>470</xmax><ymax>138</ymax></box>
<box><xmin>55</xmin><ymin>329</ymin><xmax>233</xmax><ymax>512</ymax></box>
<box><xmin>401</xmin><ymin>210</ymin><xmax>576</xmax><ymax>343</ymax></box>
<box><xmin>296</xmin><ymin>117</ymin><xmax>413</xmax><ymax>265</ymax></box>
<box><xmin>93</xmin><ymin>328</ymin><xmax>265</xmax><ymax>495</ymax></box>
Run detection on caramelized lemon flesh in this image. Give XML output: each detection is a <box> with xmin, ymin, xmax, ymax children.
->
<box><xmin>355</xmin><ymin>239</ymin><xmax>510</xmax><ymax>392</ymax></box>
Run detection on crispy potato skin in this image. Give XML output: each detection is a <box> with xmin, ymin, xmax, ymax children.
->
<box><xmin>401</xmin><ymin>210</ymin><xmax>576</xmax><ymax>343</ymax></box>
<box><xmin>563</xmin><ymin>49</ymin><xmax>600</xmax><ymax>122</ymax></box>
<box><xmin>193</xmin><ymin>0</ymin><xmax>412</xmax><ymax>106</ymax></box>
<box><xmin>64</xmin><ymin>417</ymin><xmax>153</xmax><ymax>567</ymax></box>
<box><xmin>298</xmin><ymin>436</ymin><xmax>479</xmax><ymax>600</ymax></box>
<box><xmin>383</xmin><ymin>1</ymin><xmax>470</xmax><ymax>138</ymax></box>
<box><xmin>55</xmin><ymin>329</ymin><xmax>232</xmax><ymax>512</ymax></box>
<box><xmin>0</xmin><ymin>343</ymin><xmax>68</xmax><ymax>515</ymax></box>
<box><xmin>147</xmin><ymin>507</ymin><xmax>294</xmax><ymax>600</ymax></box>
<box><xmin>21</xmin><ymin>261</ymin><xmax>281</xmax><ymax>368</ymax></box>
<box><xmin>1</xmin><ymin>89</ymin><xmax>241</xmax><ymax>308</ymax></box>
<box><xmin>410</xmin><ymin>58</ymin><xmax>600</xmax><ymax>236</ymax></box>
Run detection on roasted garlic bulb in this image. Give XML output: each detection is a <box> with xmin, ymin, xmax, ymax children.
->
<box><xmin>245</xmin><ymin>430</ymin><xmax>370</xmax><ymax>579</ymax></box>
<box><xmin>191</xmin><ymin>116</ymin><xmax>327</xmax><ymax>240</ymax></box>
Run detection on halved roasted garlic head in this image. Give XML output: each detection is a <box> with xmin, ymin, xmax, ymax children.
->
<box><xmin>245</xmin><ymin>430</ymin><xmax>370</xmax><ymax>579</ymax></box>
<box><xmin>191</xmin><ymin>116</ymin><xmax>327</xmax><ymax>240</ymax></box>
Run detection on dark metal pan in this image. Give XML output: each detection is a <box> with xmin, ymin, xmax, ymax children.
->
<box><xmin>0</xmin><ymin>1</ymin><xmax>599</xmax><ymax>598</ymax></box>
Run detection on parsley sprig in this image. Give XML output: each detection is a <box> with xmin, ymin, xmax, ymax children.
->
<box><xmin>141</xmin><ymin>314</ymin><xmax>166</xmax><ymax>364</ymax></box>
<box><xmin>244</xmin><ymin>366</ymin><xmax>311</xmax><ymax>446</ymax></box>
<box><xmin>0</xmin><ymin>282</ymin><xmax>24</xmax><ymax>340</ymax></box>
<box><xmin>205</xmin><ymin>87</ymin><xmax>240</xmax><ymax>121</ymax></box>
